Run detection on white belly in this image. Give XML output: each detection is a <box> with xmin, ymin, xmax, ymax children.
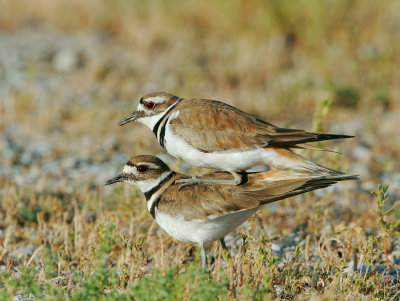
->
<box><xmin>154</xmin><ymin>207</ymin><xmax>259</xmax><ymax>244</ymax></box>
<box><xmin>164</xmin><ymin>124</ymin><xmax>299</xmax><ymax>171</ymax></box>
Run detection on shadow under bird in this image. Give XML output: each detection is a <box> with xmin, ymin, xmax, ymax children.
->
<box><xmin>105</xmin><ymin>155</ymin><xmax>358</xmax><ymax>266</ymax></box>
<box><xmin>118</xmin><ymin>92</ymin><xmax>353</xmax><ymax>187</ymax></box>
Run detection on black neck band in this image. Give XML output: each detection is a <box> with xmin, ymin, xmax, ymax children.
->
<box><xmin>144</xmin><ymin>171</ymin><xmax>175</xmax><ymax>201</ymax></box>
<box><xmin>152</xmin><ymin>99</ymin><xmax>182</xmax><ymax>148</ymax></box>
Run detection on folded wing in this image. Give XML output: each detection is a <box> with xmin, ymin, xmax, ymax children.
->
<box><xmin>171</xmin><ymin>99</ymin><xmax>352</xmax><ymax>152</ymax></box>
<box><xmin>157</xmin><ymin>171</ymin><xmax>358</xmax><ymax>221</ymax></box>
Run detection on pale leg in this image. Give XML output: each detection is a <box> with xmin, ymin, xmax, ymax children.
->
<box><xmin>200</xmin><ymin>244</ymin><xmax>208</xmax><ymax>267</ymax></box>
<box><xmin>176</xmin><ymin>171</ymin><xmax>243</xmax><ymax>189</ymax></box>
<box><xmin>220</xmin><ymin>238</ymin><xmax>228</xmax><ymax>251</ymax></box>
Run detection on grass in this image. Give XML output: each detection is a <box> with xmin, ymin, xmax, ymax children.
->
<box><xmin>1</xmin><ymin>182</ymin><xmax>399</xmax><ymax>299</ymax></box>
<box><xmin>1</xmin><ymin>0</ymin><xmax>400</xmax><ymax>299</ymax></box>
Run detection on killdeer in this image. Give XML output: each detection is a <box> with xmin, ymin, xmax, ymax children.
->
<box><xmin>118</xmin><ymin>92</ymin><xmax>353</xmax><ymax>186</ymax></box>
<box><xmin>105</xmin><ymin>155</ymin><xmax>357</xmax><ymax>266</ymax></box>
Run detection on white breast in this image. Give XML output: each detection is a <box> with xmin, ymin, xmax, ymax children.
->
<box><xmin>164</xmin><ymin>121</ymin><xmax>296</xmax><ymax>171</ymax></box>
<box><xmin>163</xmin><ymin>111</ymin><xmax>309</xmax><ymax>171</ymax></box>
<box><xmin>154</xmin><ymin>207</ymin><xmax>259</xmax><ymax>244</ymax></box>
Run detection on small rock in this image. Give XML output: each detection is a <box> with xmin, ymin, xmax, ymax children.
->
<box><xmin>13</xmin><ymin>293</ymin><xmax>35</xmax><ymax>301</ymax></box>
<box><xmin>270</xmin><ymin>243</ymin><xmax>281</xmax><ymax>256</ymax></box>
<box><xmin>10</xmin><ymin>245</ymin><xmax>34</xmax><ymax>259</ymax></box>
<box><xmin>52</xmin><ymin>48</ymin><xmax>80</xmax><ymax>73</ymax></box>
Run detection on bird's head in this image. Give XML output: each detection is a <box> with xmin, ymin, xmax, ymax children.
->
<box><xmin>105</xmin><ymin>155</ymin><xmax>173</xmax><ymax>193</ymax></box>
<box><xmin>118</xmin><ymin>92</ymin><xmax>181</xmax><ymax>128</ymax></box>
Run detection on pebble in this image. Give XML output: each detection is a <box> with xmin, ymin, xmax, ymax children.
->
<box><xmin>13</xmin><ymin>294</ymin><xmax>36</xmax><ymax>301</ymax></box>
<box><xmin>10</xmin><ymin>245</ymin><xmax>34</xmax><ymax>259</ymax></box>
<box><xmin>52</xmin><ymin>48</ymin><xmax>81</xmax><ymax>73</ymax></box>
<box><xmin>270</xmin><ymin>243</ymin><xmax>282</xmax><ymax>256</ymax></box>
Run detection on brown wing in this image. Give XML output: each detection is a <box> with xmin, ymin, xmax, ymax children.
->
<box><xmin>171</xmin><ymin>99</ymin><xmax>274</xmax><ymax>151</ymax></box>
<box><xmin>157</xmin><ymin>171</ymin><xmax>358</xmax><ymax>221</ymax></box>
<box><xmin>157</xmin><ymin>174</ymin><xmax>260</xmax><ymax>221</ymax></box>
<box><xmin>235</xmin><ymin>170</ymin><xmax>312</xmax><ymax>201</ymax></box>
<box><xmin>171</xmin><ymin>99</ymin><xmax>353</xmax><ymax>152</ymax></box>
<box><xmin>235</xmin><ymin>170</ymin><xmax>358</xmax><ymax>205</ymax></box>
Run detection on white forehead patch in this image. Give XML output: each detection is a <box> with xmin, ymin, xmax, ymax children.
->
<box><xmin>123</xmin><ymin>165</ymin><xmax>137</xmax><ymax>175</ymax></box>
<box><xmin>137</xmin><ymin>103</ymin><xmax>145</xmax><ymax>111</ymax></box>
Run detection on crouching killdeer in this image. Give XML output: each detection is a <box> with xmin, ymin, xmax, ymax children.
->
<box><xmin>118</xmin><ymin>92</ymin><xmax>353</xmax><ymax>186</ymax></box>
<box><xmin>105</xmin><ymin>155</ymin><xmax>357</xmax><ymax>266</ymax></box>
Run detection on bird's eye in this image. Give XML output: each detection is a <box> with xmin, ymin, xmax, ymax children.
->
<box><xmin>137</xmin><ymin>165</ymin><xmax>149</xmax><ymax>173</ymax></box>
<box><xmin>144</xmin><ymin>102</ymin><xmax>156</xmax><ymax>110</ymax></box>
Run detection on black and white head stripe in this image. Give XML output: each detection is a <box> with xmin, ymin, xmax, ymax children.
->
<box><xmin>123</xmin><ymin>162</ymin><xmax>161</xmax><ymax>173</ymax></box>
<box><xmin>145</xmin><ymin>170</ymin><xmax>176</xmax><ymax>219</ymax></box>
<box><xmin>132</xmin><ymin>95</ymin><xmax>182</xmax><ymax>149</ymax></box>
<box><xmin>122</xmin><ymin>163</ymin><xmax>175</xmax><ymax>200</ymax></box>
<box><xmin>152</xmin><ymin>99</ymin><xmax>181</xmax><ymax>148</ymax></box>
<box><xmin>144</xmin><ymin>170</ymin><xmax>174</xmax><ymax>201</ymax></box>
<box><xmin>140</xmin><ymin>95</ymin><xmax>170</xmax><ymax>105</ymax></box>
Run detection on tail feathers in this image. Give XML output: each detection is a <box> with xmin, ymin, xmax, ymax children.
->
<box><xmin>265</xmin><ymin>128</ymin><xmax>354</xmax><ymax>147</ymax></box>
<box><xmin>314</xmin><ymin>133</ymin><xmax>354</xmax><ymax>142</ymax></box>
<box><xmin>296</xmin><ymin>158</ymin><xmax>345</xmax><ymax>175</ymax></box>
<box><xmin>269</xmin><ymin>148</ymin><xmax>345</xmax><ymax>176</ymax></box>
<box><xmin>260</xmin><ymin>174</ymin><xmax>359</xmax><ymax>205</ymax></box>
<box><xmin>292</xmin><ymin>143</ymin><xmax>341</xmax><ymax>154</ymax></box>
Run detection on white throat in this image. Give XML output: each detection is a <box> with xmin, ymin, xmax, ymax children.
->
<box><xmin>136</xmin><ymin>110</ymin><xmax>168</xmax><ymax>130</ymax></box>
<box><xmin>126</xmin><ymin>170</ymin><xmax>173</xmax><ymax>194</ymax></box>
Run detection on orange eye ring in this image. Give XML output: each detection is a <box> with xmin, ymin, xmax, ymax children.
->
<box><xmin>144</xmin><ymin>101</ymin><xmax>156</xmax><ymax>110</ymax></box>
<box><xmin>137</xmin><ymin>165</ymin><xmax>149</xmax><ymax>173</ymax></box>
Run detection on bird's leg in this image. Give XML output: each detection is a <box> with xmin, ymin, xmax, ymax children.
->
<box><xmin>220</xmin><ymin>238</ymin><xmax>228</xmax><ymax>251</ymax></box>
<box><xmin>230</xmin><ymin>171</ymin><xmax>243</xmax><ymax>185</ymax></box>
<box><xmin>176</xmin><ymin>171</ymin><xmax>243</xmax><ymax>190</ymax></box>
<box><xmin>200</xmin><ymin>244</ymin><xmax>208</xmax><ymax>268</ymax></box>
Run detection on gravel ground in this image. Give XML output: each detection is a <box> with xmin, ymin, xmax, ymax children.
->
<box><xmin>0</xmin><ymin>15</ymin><xmax>399</xmax><ymax>298</ymax></box>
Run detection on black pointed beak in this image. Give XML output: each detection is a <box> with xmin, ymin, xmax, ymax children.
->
<box><xmin>105</xmin><ymin>174</ymin><xmax>125</xmax><ymax>185</ymax></box>
<box><xmin>118</xmin><ymin>112</ymin><xmax>138</xmax><ymax>126</ymax></box>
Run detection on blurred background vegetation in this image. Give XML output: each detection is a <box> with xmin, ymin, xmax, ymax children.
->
<box><xmin>0</xmin><ymin>0</ymin><xmax>399</xmax><ymax>299</ymax></box>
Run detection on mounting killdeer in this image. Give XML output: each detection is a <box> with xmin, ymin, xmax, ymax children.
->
<box><xmin>118</xmin><ymin>92</ymin><xmax>353</xmax><ymax>186</ymax></box>
<box><xmin>105</xmin><ymin>155</ymin><xmax>357</xmax><ymax>266</ymax></box>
